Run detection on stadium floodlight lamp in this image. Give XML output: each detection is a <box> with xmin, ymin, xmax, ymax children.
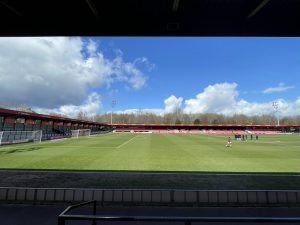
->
<box><xmin>272</xmin><ymin>101</ymin><xmax>280</xmax><ymax>126</ymax></box>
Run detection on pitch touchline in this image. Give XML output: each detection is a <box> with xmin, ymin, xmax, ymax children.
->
<box><xmin>1</xmin><ymin>169</ymin><xmax>300</xmax><ymax>176</ymax></box>
<box><xmin>116</xmin><ymin>135</ymin><xmax>139</xmax><ymax>149</ymax></box>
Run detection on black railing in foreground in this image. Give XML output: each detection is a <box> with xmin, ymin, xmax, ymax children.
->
<box><xmin>58</xmin><ymin>200</ymin><xmax>300</xmax><ymax>225</ymax></box>
<box><xmin>58</xmin><ymin>200</ymin><xmax>97</xmax><ymax>225</ymax></box>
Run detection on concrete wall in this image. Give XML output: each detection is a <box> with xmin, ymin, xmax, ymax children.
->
<box><xmin>0</xmin><ymin>187</ymin><xmax>299</xmax><ymax>206</ymax></box>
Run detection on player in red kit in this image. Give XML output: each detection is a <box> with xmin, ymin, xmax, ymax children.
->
<box><xmin>226</xmin><ymin>137</ymin><xmax>232</xmax><ymax>148</ymax></box>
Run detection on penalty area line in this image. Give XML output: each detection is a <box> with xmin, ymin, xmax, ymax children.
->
<box><xmin>116</xmin><ymin>135</ymin><xmax>139</xmax><ymax>149</ymax></box>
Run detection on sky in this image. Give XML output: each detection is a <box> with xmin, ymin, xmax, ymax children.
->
<box><xmin>0</xmin><ymin>37</ymin><xmax>299</xmax><ymax>118</ymax></box>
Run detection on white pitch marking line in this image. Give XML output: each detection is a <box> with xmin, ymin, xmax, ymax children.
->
<box><xmin>116</xmin><ymin>135</ymin><xmax>139</xmax><ymax>149</ymax></box>
<box><xmin>44</xmin><ymin>145</ymin><xmax>116</xmax><ymax>149</ymax></box>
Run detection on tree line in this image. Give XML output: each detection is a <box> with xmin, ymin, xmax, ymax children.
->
<box><xmin>3</xmin><ymin>105</ymin><xmax>299</xmax><ymax>125</ymax></box>
<box><xmin>92</xmin><ymin>112</ymin><xmax>300</xmax><ymax>125</ymax></box>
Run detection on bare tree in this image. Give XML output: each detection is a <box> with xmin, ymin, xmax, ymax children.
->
<box><xmin>48</xmin><ymin>112</ymin><xmax>67</xmax><ymax>117</ymax></box>
<box><xmin>15</xmin><ymin>104</ymin><xmax>35</xmax><ymax>113</ymax></box>
<box><xmin>76</xmin><ymin>110</ymin><xmax>90</xmax><ymax>121</ymax></box>
<box><xmin>94</xmin><ymin>112</ymin><xmax>300</xmax><ymax>125</ymax></box>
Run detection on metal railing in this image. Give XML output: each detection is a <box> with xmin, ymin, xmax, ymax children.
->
<box><xmin>58</xmin><ymin>200</ymin><xmax>300</xmax><ymax>225</ymax></box>
<box><xmin>58</xmin><ymin>200</ymin><xmax>97</xmax><ymax>225</ymax></box>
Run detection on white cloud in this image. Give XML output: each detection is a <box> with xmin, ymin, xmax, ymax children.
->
<box><xmin>164</xmin><ymin>95</ymin><xmax>183</xmax><ymax>113</ymax></box>
<box><xmin>122</xmin><ymin>62</ymin><xmax>147</xmax><ymax>89</ymax></box>
<box><xmin>183</xmin><ymin>83</ymin><xmax>300</xmax><ymax>117</ymax></box>
<box><xmin>134</xmin><ymin>57</ymin><xmax>156</xmax><ymax>71</ymax></box>
<box><xmin>86</xmin><ymin>39</ymin><xmax>97</xmax><ymax>56</ymax></box>
<box><xmin>114</xmin><ymin>95</ymin><xmax>183</xmax><ymax>116</ymax></box>
<box><xmin>99</xmin><ymin>83</ymin><xmax>300</xmax><ymax>118</ymax></box>
<box><xmin>263</xmin><ymin>83</ymin><xmax>294</xmax><ymax>94</ymax></box>
<box><xmin>0</xmin><ymin>37</ymin><xmax>150</xmax><ymax>113</ymax></box>
<box><xmin>234</xmin><ymin>98</ymin><xmax>300</xmax><ymax>117</ymax></box>
<box><xmin>184</xmin><ymin>83</ymin><xmax>238</xmax><ymax>114</ymax></box>
<box><xmin>35</xmin><ymin>92</ymin><xmax>102</xmax><ymax>118</ymax></box>
<box><xmin>115</xmin><ymin>108</ymin><xmax>164</xmax><ymax>116</ymax></box>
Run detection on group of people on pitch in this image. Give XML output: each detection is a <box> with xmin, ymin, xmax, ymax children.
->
<box><xmin>226</xmin><ymin>134</ymin><xmax>259</xmax><ymax>148</ymax></box>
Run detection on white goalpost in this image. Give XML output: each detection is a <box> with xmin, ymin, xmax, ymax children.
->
<box><xmin>0</xmin><ymin>131</ymin><xmax>3</xmax><ymax>146</ymax></box>
<box><xmin>0</xmin><ymin>130</ymin><xmax>43</xmax><ymax>145</ymax></box>
<box><xmin>71</xmin><ymin>129</ymin><xmax>91</xmax><ymax>138</ymax></box>
<box><xmin>32</xmin><ymin>130</ymin><xmax>43</xmax><ymax>143</ymax></box>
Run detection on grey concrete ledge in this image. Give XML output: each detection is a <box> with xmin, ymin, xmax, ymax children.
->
<box><xmin>0</xmin><ymin>187</ymin><xmax>299</xmax><ymax>206</ymax></box>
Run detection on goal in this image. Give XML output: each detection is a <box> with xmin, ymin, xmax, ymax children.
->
<box><xmin>71</xmin><ymin>129</ymin><xmax>91</xmax><ymax>138</ymax></box>
<box><xmin>0</xmin><ymin>130</ymin><xmax>43</xmax><ymax>145</ymax></box>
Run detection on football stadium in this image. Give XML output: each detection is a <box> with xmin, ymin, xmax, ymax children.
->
<box><xmin>1</xmin><ymin>1</ymin><xmax>300</xmax><ymax>224</ymax></box>
<box><xmin>0</xmin><ymin>108</ymin><xmax>300</xmax><ymax>172</ymax></box>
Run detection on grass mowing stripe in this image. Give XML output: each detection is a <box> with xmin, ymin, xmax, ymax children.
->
<box><xmin>0</xmin><ymin>133</ymin><xmax>300</xmax><ymax>172</ymax></box>
<box><xmin>116</xmin><ymin>135</ymin><xmax>139</xmax><ymax>149</ymax></box>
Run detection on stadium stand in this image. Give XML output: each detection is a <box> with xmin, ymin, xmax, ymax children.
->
<box><xmin>0</xmin><ymin>107</ymin><xmax>299</xmax><ymax>145</ymax></box>
<box><xmin>246</xmin><ymin>130</ymin><xmax>282</xmax><ymax>134</ymax></box>
<box><xmin>112</xmin><ymin>123</ymin><xmax>300</xmax><ymax>134</ymax></box>
<box><xmin>0</xmin><ymin>108</ymin><xmax>110</xmax><ymax>145</ymax></box>
<box><xmin>113</xmin><ymin>124</ymin><xmax>299</xmax><ymax>134</ymax></box>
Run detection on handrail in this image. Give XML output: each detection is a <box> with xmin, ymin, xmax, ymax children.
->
<box><xmin>59</xmin><ymin>200</ymin><xmax>97</xmax><ymax>225</ymax></box>
<box><xmin>58</xmin><ymin>200</ymin><xmax>96</xmax><ymax>217</ymax></box>
<box><xmin>58</xmin><ymin>200</ymin><xmax>300</xmax><ymax>225</ymax></box>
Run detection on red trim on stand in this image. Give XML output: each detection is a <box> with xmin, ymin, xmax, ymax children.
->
<box><xmin>110</xmin><ymin>123</ymin><xmax>300</xmax><ymax>129</ymax></box>
<box><xmin>4</xmin><ymin>117</ymin><xmax>16</xmax><ymax>124</ymax></box>
<box><xmin>25</xmin><ymin>119</ymin><xmax>34</xmax><ymax>124</ymax></box>
<box><xmin>0</xmin><ymin>107</ymin><xmax>106</xmax><ymax>126</ymax></box>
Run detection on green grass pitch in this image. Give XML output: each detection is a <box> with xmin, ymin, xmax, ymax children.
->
<box><xmin>0</xmin><ymin>133</ymin><xmax>300</xmax><ymax>172</ymax></box>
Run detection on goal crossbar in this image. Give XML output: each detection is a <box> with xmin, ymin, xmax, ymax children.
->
<box><xmin>71</xmin><ymin>129</ymin><xmax>91</xmax><ymax>138</ymax></box>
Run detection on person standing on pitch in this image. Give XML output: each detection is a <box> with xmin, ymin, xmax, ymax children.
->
<box><xmin>226</xmin><ymin>137</ymin><xmax>232</xmax><ymax>148</ymax></box>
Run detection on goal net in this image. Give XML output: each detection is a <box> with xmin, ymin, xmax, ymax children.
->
<box><xmin>71</xmin><ymin>129</ymin><xmax>91</xmax><ymax>138</ymax></box>
<box><xmin>0</xmin><ymin>130</ymin><xmax>43</xmax><ymax>145</ymax></box>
